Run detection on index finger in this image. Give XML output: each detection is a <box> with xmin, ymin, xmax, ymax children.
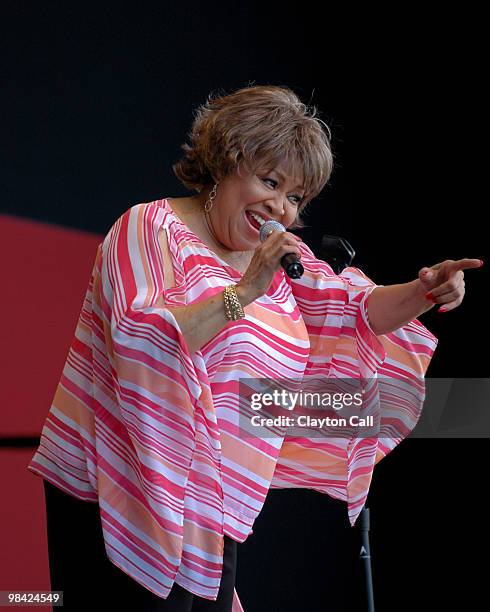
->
<box><xmin>450</xmin><ymin>258</ymin><xmax>484</xmax><ymax>272</ymax></box>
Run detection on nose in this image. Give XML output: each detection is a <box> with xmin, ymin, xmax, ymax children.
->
<box><xmin>264</xmin><ymin>195</ymin><xmax>286</xmax><ymax>219</ymax></box>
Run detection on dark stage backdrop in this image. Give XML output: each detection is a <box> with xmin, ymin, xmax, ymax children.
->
<box><xmin>1</xmin><ymin>3</ymin><xmax>487</xmax><ymax>611</ymax></box>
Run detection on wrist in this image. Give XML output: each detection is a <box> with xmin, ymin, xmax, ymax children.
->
<box><xmin>412</xmin><ymin>279</ymin><xmax>436</xmax><ymax>313</ymax></box>
<box><xmin>234</xmin><ymin>282</ymin><xmax>256</xmax><ymax>307</ymax></box>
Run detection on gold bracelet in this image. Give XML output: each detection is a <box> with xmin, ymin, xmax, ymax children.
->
<box><xmin>223</xmin><ymin>285</ymin><xmax>245</xmax><ymax>321</ymax></box>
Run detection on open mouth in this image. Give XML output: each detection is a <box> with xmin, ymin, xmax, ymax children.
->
<box><xmin>245</xmin><ymin>210</ymin><xmax>265</xmax><ymax>232</ymax></box>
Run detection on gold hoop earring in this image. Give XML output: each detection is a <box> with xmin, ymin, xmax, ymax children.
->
<box><xmin>204</xmin><ymin>183</ymin><xmax>218</xmax><ymax>212</ymax></box>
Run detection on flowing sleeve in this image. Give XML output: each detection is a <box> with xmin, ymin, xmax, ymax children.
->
<box><xmin>285</xmin><ymin>240</ymin><xmax>388</xmax><ymax>378</ymax></box>
<box><xmin>338</xmin><ymin>264</ymin><xmax>438</xmax><ymax>465</ymax></box>
<box><xmin>95</xmin><ymin>201</ymin><xmax>207</xmax><ymax>595</ymax></box>
<box><xmin>271</xmin><ymin>240</ymin><xmax>438</xmax><ymax>526</ymax></box>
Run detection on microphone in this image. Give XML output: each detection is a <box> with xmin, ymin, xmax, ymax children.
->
<box><xmin>259</xmin><ymin>220</ymin><xmax>304</xmax><ymax>279</ymax></box>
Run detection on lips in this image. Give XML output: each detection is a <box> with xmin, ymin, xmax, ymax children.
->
<box><xmin>245</xmin><ymin>210</ymin><xmax>261</xmax><ymax>232</ymax></box>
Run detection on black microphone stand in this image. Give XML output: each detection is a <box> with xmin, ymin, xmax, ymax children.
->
<box><xmin>318</xmin><ymin>234</ymin><xmax>375</xmax><ymax>612</ymax></box>
<box><xmin>359</xmin><ymin>507</ymin><xmax>375</xmax><ymax>612</ymax></box>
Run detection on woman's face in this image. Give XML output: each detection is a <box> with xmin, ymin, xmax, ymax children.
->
<box><xmin>204</xmin><ymin>162</ymin><xmax>305</xmax><ymax>253</ymax></box>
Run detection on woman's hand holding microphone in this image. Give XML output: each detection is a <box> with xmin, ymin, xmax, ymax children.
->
<box><xmin>235</xmin><ymin>224</ymin><xmax>303</xmax><ymax>306</ymax></box>
<box><xmin>164</xmin><ymin>224</ymin><xmax>302</xmax><ymax>353</ymax></box>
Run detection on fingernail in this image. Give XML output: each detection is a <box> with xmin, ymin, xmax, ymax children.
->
<box><xmin>479</xmin><ymin>260</ymin><xmax>484</xmax><ymax>266</ymax></box>
<box><xmin>425</xmin><ymin>292</ymin><xmax>435</xmax><ymax>301</ymax></box>
<box><xmin>422</xmin><ymin>270</ymin><xmax>430</xmax><ymax>276</ymax></box>
<box><xmin>438</xmin><ymin>306</ymin><xmax>448</xmax><ymax>313</ymax></box>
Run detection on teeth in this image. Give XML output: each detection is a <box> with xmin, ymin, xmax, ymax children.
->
<box><xmin>250</xmin><ymin>211</ymin><xmax>266</xmax><ymax>225</ymax></box>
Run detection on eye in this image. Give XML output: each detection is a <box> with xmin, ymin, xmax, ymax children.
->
<box><xmin>263</xmin><ymin>178</ymin><xmax>303</xmax><ymax>205</ymax></box>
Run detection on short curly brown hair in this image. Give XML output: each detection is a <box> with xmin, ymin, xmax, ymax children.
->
<box><xmin>172</xmin><ymin>84</ymin><xmax>334</xmax><ymax>229</ymax></box>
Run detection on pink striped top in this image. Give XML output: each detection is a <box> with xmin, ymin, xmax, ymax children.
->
<box><xmin>28</xmin><ymin>198</ymin><xmax>438</xmax><ymax>609</ymax></box>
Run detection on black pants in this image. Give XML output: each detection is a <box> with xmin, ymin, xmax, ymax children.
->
<box><xmin>43</xmin><ymin>479</ymin><xmax>237</xmax><ymax>611</ymax></box>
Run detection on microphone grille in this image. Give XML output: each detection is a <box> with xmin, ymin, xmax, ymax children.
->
<box><xmin>259</xmin><ymin>220</ymin><xmax>285</xmax><ymax>242</ymax></box>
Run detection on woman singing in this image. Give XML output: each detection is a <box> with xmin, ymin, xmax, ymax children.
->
<box><xmin>28</xmin><ymin>84</ymin><xmax>482</xmax><ymax>610</ymax></box>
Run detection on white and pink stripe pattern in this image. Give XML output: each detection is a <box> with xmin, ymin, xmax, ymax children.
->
<box><xmin>28</xmin><ymin>198</ymin><xmax>437</xmax><ymax>609</ymax></box>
